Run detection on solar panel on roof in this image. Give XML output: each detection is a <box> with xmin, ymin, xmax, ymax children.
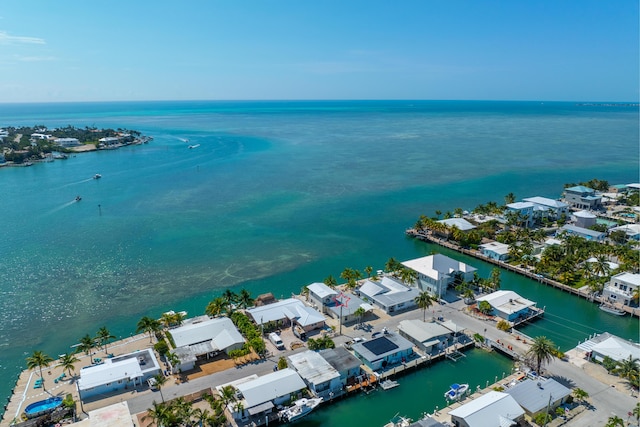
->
<box><xmin>362</xmin><ymin>336</ymin><xmax>399</xmax><ymax>355</ymax></box>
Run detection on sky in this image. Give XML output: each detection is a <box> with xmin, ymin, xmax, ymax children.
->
<box><xmin>0</xmin><ymin>1</ymin><xmax>638</xmax><ymax>103</ymax></box>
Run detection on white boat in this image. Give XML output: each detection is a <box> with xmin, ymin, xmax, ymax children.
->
<box><xmin>383</xmin><ymin>414</ymin><xmax>411</xmax><ymax>427</ymax></box>
<box><xmin>279</xmin><ymin>397</ymin><xmax>322</xmax><ymax>423</ymax></box>
<box><xmin>444</xmin><ymin>383</ymin><xmax>469</xmax><ymax>400</ymax></box>
<box><xmin>188</xmin><ymin>144</ymin><xmax>200</xmax><ymax>149</ymax></box>
<box><xmin>380</xmin><ymin>379</ymin><xmax>400</xmax><ymax>390</ymax></box>
<box><xmin>599</xmin><ymin>304</ymin><xmax>626</xmax><ymax>316</ymax></box>
<box><xmin>93</xmin><ymin>173</ymin><xmax>102</xmax><ymax>179</ymax></box>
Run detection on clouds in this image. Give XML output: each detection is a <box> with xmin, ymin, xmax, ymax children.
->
<box><xmin>0</xmin><ymin>30</ymin><xmax>45</xmax><ymax>45</ymax></box>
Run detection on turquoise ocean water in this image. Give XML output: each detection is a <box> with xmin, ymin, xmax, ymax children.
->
<box><xmin>0</xmin><ymin>101</ymin><xmax>638</xmax><ymax>422</ymax></box>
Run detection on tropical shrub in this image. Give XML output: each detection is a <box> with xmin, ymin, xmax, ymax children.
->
<box><xmin>496</xmin><ymin>320</ymin><xmax>511</xmax><ymax>331</ymax></box>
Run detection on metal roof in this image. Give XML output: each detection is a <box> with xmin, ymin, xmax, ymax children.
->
<box><xmin>307</xmin><ymin>282</ymin><xmax>338</xmax><ymax>299</ymax></box>
<box><xmin>288</xmin><ymin>350</ymin><xmax>340</xmax><ymax>386</ymax></box>
<box><xmin>236</xmin><ymin>368</ymin><xmax>306</xmax><ymax>408</ymax></box>
<box><xmin>319</xmin><ymin>347</ymin><xmax>362</xmax><ymax>373</ymax></box>
<box><xmin>171</xmin><ymin>316</ymin><xmax>244</xmax><ymax>350</ymax></box>
<box><xmin>402</xmin><ymin>254</ymin><xmax>476</xmax><ymax>281</ymax></box>
<box><xmin>398</xmin><ymin>319</ymin><xmax>453</xmax><ymax>343</ymax></box>
<box><xmin>476</xmin><ymin>290</ymin><xmax>535</xmax><ymax>316</ymax></box>
<box><xmin>247</xmin><ymin>298</ymin><xmax>325</xmax><ymax>327</ymax></box>
<box><xmin>505</xmin><ymin>378</ymin><xmax>571</xmax><ymax>413</ymax></box>
<box><xmin>449</xmin><ymin>391</ymin><xmax>524</xmax><ymax>427</ymax></box>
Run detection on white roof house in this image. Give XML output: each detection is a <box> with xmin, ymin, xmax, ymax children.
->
<box><xmin>476</xmin><ymin>291</ymin><xmax>536</xmax><ymax>322</ymax></box>
<box><xmin>288</xmin><ymin>350</ymin><xmax>342</xmax><ymax>398</ymax></box>
<box><xmin>72</xmin><ymin>402</ymin><xmax>135</xmax><ymax>427</ymax></box>
<box><xmin>172</xmin><ymin>316</ymin><xmax>244</xmax><ymax>349</ymax></box>
<box><xmin>523</xmin><ymin>196</ymin><xmax>568</xmax><ymax>211</ymax></box>
<box><xmin>307</xmin><ymin>282</ymin><xmax>338</xmax><ymax>300</ymax></box>
<box><xmin>78</xmin><ymin>349</ymin><xmax>160</xmax><ymax>399</ymax></box>
<box><xmin>448</xmin><ymin>391</ymin><xmax>524</xmax><ymax>427</ymax></box>
<box><xmin>402</xmin><ymin>254</ymin><xmax>477</xmax><ymax>298</ymax></box>
<box><xmin>397</xmin><ymin>319</ymin><xmax>454</xmax><ymax>352</ymax></box>
<box><xmin>505</xmin><ymin>378</ymin><xmax>571</xmax><ymax>415</ymax></box>
<box><xmin>438</xmin><ymin>218</ymin><xmax>477</xmax><ymax>231</ymax></box>
<box><xmin>590</xmin><ymin>336</ymin><xmax>640</xmax><ymax>363</ymax></box>
<box><xmin>236</xmin><ymin>368</ymin><xmax>306</xmax><ymax>408</ymax></box>
<box><xmin>479</xmin><ymin>241</ymin><xmax>510</xmax><ymax>262</ymax></box>
<box><xmin>246</xmin><ymin>298</ymin><xmax>325</xmax><ymax>330</ymax></box>
<box><xmin>358</xmin><ymin>277</ymin><xmax>421</xmax><ymax>314</ymax></box>
<box><xmin>610</xmin><ymin>223</ymin><xmax>640</xmax><ymax>240</ymax></box>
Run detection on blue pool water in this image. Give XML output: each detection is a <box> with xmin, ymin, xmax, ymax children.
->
<box><xmin>24</xmin><ymin>397</ymin><xmax>62</xmax><ymax>417</ymax></box>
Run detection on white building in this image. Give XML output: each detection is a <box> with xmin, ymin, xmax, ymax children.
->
<box><xmin>397</xmin><ymin>319</ymin><xmax>456</xmax><ymax>353</ymax></box>
<box><xmin>448</xmin><ymin>391</ymin><xmax>524</xmax><ymax>427</ymax></box>
<box><xmin>235</xmin><ymin>368</ymin><xmax>307</xmax><ymax>416</ymax></box>
<box><xmin>402</xmin><ymin>254</ymin><xmax>477</xmax><ymax>300</ymax></box>
<box><xmin>77</xmin><ymin>348</ymin><xmax>161</xmax><ymax>400</ymax></box>
<box><xmin>358</xmin><ymin>276</ymin><xmax>421</xmax><ymax>314</ymax></box>
<box><xmin>306</xmin><ymin>282</ymin><xmax>338</xmax><ymax>313</ymax></box>
<box><xmin>476</xmin><ymin>290</ymin><xmax>537</xmax><ymax>322</ymax></box>
<box><xmin>589</xmin><ymin>335</ymin><xmax>640</xmax><ymax>363</ymax></box>
<box><xmin>504</xmin><ymin>378</ymin><xmax>571</xmax><ymax>416</ymax></box>
<box><xmin>478</xmin><ymin>241</ymin><xmax>510</xmax><ymax>262</ymax></box>
<box><xmin>288</xmin><ymin>350</ymin><xmax>342</xmax><ymax>399</ymax></box>
<box><xmin>438</xmin><ymin>218</ymin><xmax>477</xmax><ymax>231</ymax></box>
<box><xmin>54</xmin><ymin>137</ymin><xmax>81</xmax><ymax>147</ymax></box>
<box><xmin>246</xmin><ymin>298</ymin><xmax>325</xmax><ymax>332</ymax></box>
<box><xmin>603</xmin><ymin>272</ymin><xmax>640</xmax><ymax>307</ymax></box>
<box><xmin>522</xmin><ymin>196</ymin><xmax>569</xmax><ymax>220</ymax></box>
<box><xmin>170</xmin><ymin>316</ymin><xmax>245</xmax><ymax>371</ymax></box>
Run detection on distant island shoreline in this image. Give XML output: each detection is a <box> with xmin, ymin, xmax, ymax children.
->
<box><xmin>0</xmin><ymin>125</ymin><xmax>152</xmax><ymax>167</ymax></box>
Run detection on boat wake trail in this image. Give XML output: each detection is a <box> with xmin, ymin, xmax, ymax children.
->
<box><xmin>45</xmin><ymin>199</ymin><xmax>79</xmax><ymax>215</ymax></box>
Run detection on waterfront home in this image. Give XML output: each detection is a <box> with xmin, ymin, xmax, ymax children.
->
<box><xmin>358</xmin><ymin>276</ymin><xmax>421</xmax><ymax>314</ymax></box>
<box><xmin>587</xmin><ymin>334</ymin><xmax>640</xmax><ymax>363</ymax></box>
<box><xmin>402</xmin><ymin>254</ymin><xmax>477</xmax><ymax>301</ymax></box>
<box><xmin>505</xmin><ymin>201</ymin><xmax>535</xmax><ymax>227</ymax></box>
<box><xmin>438</xmin><ymin>218</ymin><xmax>477</xmax><ymax>232</ymax></box>
<box><xmin>235</xmin><ymin>368</ymin><xmax>307</xmax><ymax>421</ymax></box>
<box><xmin>476</xmin><ymin>290</ymin><xmax>537</xmax><ymax>322</ymax></box>
<box><xmin>169</xmin><ymin>315</ymin><xmax>245</xmax><ymax>371</ymax></box>
<box><xmin>478</xmin><ymin>241</ymin><xmax>510</xmax><ymax>262</ymax></box>
<box><xmin>77</xmin><ymin>348</ymin><xmax>161</xmax><ymax>400</ymax></box>
<box><xmin>98</xmin><ymin>136</ymin><xmax>120</xmax><ymax>146</ymax></box>
<box><xmin>319</xmin><ymin>347</ymin><xmax>362</xmax><ymax>389</ymax></box>
<box><xmin>246</xmin><ymin>298</ymin><xmax>325</xmax><ymax>332</ymax></box>
<box><xmin>306</xmin><ymin>282</ymin><xmax>338</xmax><ymax>313</ymax></box>
<box><xmin>397</xmin><ymin>319</ymin><xmax>455</xmax><ymax>353</ymax></box>
<box><xmin>504</xmin><ymin>378</ymin><xmax>571</xmax><ymax>417</ymax></box>
<box><xmin>559</xmin><ymin>224</ymin><xmax>606</xmax><ymax>242</ymax></box>
<box><xmin>564</xmin><ymin>185</ymin><xmax>603</xmax><ymax>210</ymax></box>
<box><xmin>609</xmin><ymin>223</ymin><xmax>640</xmax><ymax>241</ymax></box>
<box><xmin>54</xmin><ymin>137</ymin><xmax>81</xmax><ymax>147</ymax></box>
<box><xmin>351</xmin><ymin>332</ymin><xmax>414</xmax><ymax>371</ymax></box>
<box><xmin>288</xmin><ymin>350</ymin><xmax>342</xmax><ymax>399</ymax></box>
<box><xmin>325</xmin><ymin>292</ymin><xmax>372</xmax><ymax>325</ymax></box>
<box><xmin>448</xmin><ymin>391</ymin><xmax>524</xmax><ymax>427</ymax></box>
<box><xmin>522</xmin><ymin>196</ymin><xmax>569</xmax><ymax>220</ymax></box>
<box><xmin>603</xmin><ymin>272</ymin><xmax>640</xmax><ymax>307</ymax></box>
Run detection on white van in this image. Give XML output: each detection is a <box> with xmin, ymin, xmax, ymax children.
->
<box><xmin>269</xmin><ymin>332</ymin><xmax>285</xmax><ymax>350</ymax></box>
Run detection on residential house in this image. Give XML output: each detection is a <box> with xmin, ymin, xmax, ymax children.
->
<box><xmin>234</xmin><ymin>369</ymin><xmax>307</xmax><ymax>422</ymax></box>
<box><xmin>77</xmin><ymin>348</ymin><xmax>161</xmax><ymax>400</ymax></box>
<box><xmin>397</xmin><ymin>319</ymin><xmax>455</xmax><ymax>354</ymax></box>
<box><xmin>505</xmin><ymin>202</ymin><xmax>535</xmax><ymax>227</ymax></box>
<box><xmin>351</xmin><ymin>332</ymin><xmax>414</xmax><ymax>371</ymax></box>
<box><xmin>476</xmin><ymin>290</ymin><xmax>537</xmax><ymax>322</ymax></box>
<box><xmin>572</xmin><ymin>210</ymin><xmax>597</xmax><ymax>229</ymax></box>
<box><xmin>246</xmin><ymin>298</ymin><xmax>325</xmax><ymax>332</ymax></box>
<box><xmin>357</xmin><ymin>276</ymin><xmax>421</xmax><ymax>314</ymax></box>
<box><xmin>306</xmin><ymin>282</ymin><xmax>338</xmax><ymax>313</ymax></box>
<box><xmin>72</xmin><ymin>402</ymin><xmax>135</xmax><ymax>427</ymax></box>
<box><xmin>169</xmin><ymin>316</ymin><xmax>245</xmax><ymax>371</ymax></box>
<box><xmin>504</xmin><ymin>378</ymin><xmax>571</xmax><ymax>417</ymax></box>
<box><xmin>478</xmin><ymin>241</ymin><xmax>510</xmax><ymax>262</ymax></box>
<box><xmin>603</xmin><ymin>272</ymin><xmax>640</xmax><ymax>307</ymax></box>
<box><xmin>54</xmin><ymin>137</ymin><xmax>81</xmax><ymax>147</ymax></box>
<box><xmin>609</xmin><ymin>223</ymin><xmax>640</xmax><ymax>241</ymax></box>
<box><xmin>559</xmin><ymin>224</ymin><xmax>606</xmax><ymax>242</ymax></box>
<box><xmin>588</xmin><ymin>335</ymin><xmax>640</xmax><ymax>364</ymax></box>
<box><xmin>288</xmin><ymin>350</ymin><xmax>342</xmax><ymax>399</ymax></box>
<box><xmin>522</xmin><ymin>196</ymin><xmax>569</xmax><ymax>220</ymax></box>
<box><xmin>319</xmin><ymin>347</ymin><xmax>362</xmax><ymax>391</ymax></box>
<box><xmin>325</xmin><ymin>292</ymin><xmax>373</xmax><ymax>325</ymax></box>
<box><xmin>402</xmin><ymin>254</ymin><xmax>477</xmax><ymax>300</ymax></box>
<box><xmin>438</xmin><ymin>218</ymin><xmax>477</xmax><ymax>233</ymax></box>
<box><xmin>564</xmin><ymin>185</ymin><xmax>603</xmax><ymax>210</ymax></box>
<box><xmin>98</xmin><ymin>136</ymin><xmax>120</xmax><ymax>147</ymax></box>
<box><xmin>448</xmin><ymin>391</ymin><xmax>524</xmax><ymax>427</ymax></box>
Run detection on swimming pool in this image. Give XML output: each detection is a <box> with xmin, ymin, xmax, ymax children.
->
<box><xmin>24</xmin><ymin>397</ymin><xmax>63</xmax><ymax>418</ymax></box>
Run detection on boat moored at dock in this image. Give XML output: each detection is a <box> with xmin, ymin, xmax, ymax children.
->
<box><xmin>278</xmin><ymin>397</ymin><xmax>323</xmax><ymax>423</ymax></box>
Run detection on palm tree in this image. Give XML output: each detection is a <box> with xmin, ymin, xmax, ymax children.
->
<box><xmin>153</xmin><ymin>373</ymin><xmax>168</xmax><ymax>402</ymax></box>
<box><xmin>219</xmin><ymin>385</ymin><xmax>237</xmax><ymax>409</ymax></box>
<box><xmin>364</xmin><ymin>266</ymin><xmax>373</xmax><ymax>278</ymax></box>
<box><xmin>504</xmin><ymin>192</ymin><xmax>516</xmax><ymax>204</ymax></box>
<box><xmin>95</xmin><ymin>326</ymin><xmax>116</xmax><ymax>355</ymax></box>
<box><xmin>354</xmin><ymin>306</ymin><xmax>366</xmax><ymax>327</ymax></box>
<box><xmin>605</xmin><ymin>415</ymin><xmax>625</xmax><ymax>427</ymax></box>
<box><xmin>399</xmin><ymin>267</ymin><xmax>418</xmax><ymax>285</ymax></box>
<box><xmin>612</xmin><ymin>355</ymin><xmax>639</xmax><ymax>388</ymax></box>
<box><xmin>633</xmin><ymin>401</ymin><xmax>640</xmax><ymax>426</ymax></box>
<box><xmin>205</xmin><ymin>297</ymin><xmax>226</xmax><ymax>317</ymax></box>
<box><xmin>26</xmin><ymin>351</ymin><xmax>53</xmax><ymax>391</ymax></box>
<box><xmin>414</xmin><ymin>291</ymin><xmax>434</xmax><ymax>322</ymax></box>
<box><xmin>166</xmin><ymin>352</ymin><xmax>181</xmax><ymax>374</ymax></box>
<box><xmin>137</xmin><ymin>316</ymin><xmax>161</xmax><ymax>342</ymax></box>
<box><xmin>78</xmin><ymin>334</ymin><xmax>96</xmax><ymax>356</ymax></box>
<box><xmin>490</xmin><ymin>268</ymin><xmax>501</xmax><ymax>290</ymax></box>
<box><xmin>143</xmin><ymin>401</ymin><xmax>173</xmax><ymax>427</ymax></box>
<box><xmin>60</xmin><ymin>353</ymin><xmax>80</xmax><ymax>377</ymax></box>
<box><xmin>572</xmin><ymin>387</ymin><xmax>589</xmax><ymax>404</ymax></box>
<box><xmin>324</xmin><ymin>275</ymin><xmax>338</xmax><ymax>288</ymax></box>
<box><xmin>222</xmin><ymin>289</ymin><xmax>238</xmax><ymax>314</ymax></box>
<box><xmin>526</xmin><ymin>336</ymin><xmax>556</xmax><ymax>374</ymax></box>
<box><xmin>237</xmin><ymin>289</ymin><xmax>254</xmax><ymax>309</ymax></box>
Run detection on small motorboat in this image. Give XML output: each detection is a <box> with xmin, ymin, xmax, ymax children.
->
<box><xmin>75</xmin><ymin>196</ymin><xmax>82</xmax><ymax>202</ymax></box>
<box><xmin>380</xmin><ymin>379</ymin><xmax>400</xmax><ymax>390</ymax></box>
<box><xmin>188</xmin><ymin>144</ymin><xmax>200</xmax><ymax>149</ymax></box>
<box><xmin>93</xmin><ymin>173</ymin><xmax>102</xmax><ymax>179</ymax></box>
<box><xmin>383</xmin><ymin>414</ymin><xmax>411</xmax><ymax>427</ymax></box>
<box><xmin>599</xmin><ymin>304</ymin><xmax>626</xmax><ymax>316</ymax></box>
<box><xmin>278</xmin><ymin>397</ymin><xmax>322</xmax><ymax>423</ymax></box>
<box><xmin>444</xmin><ymin>383</ymin><xmax>469</xmax><ymax>400</ymax></box>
